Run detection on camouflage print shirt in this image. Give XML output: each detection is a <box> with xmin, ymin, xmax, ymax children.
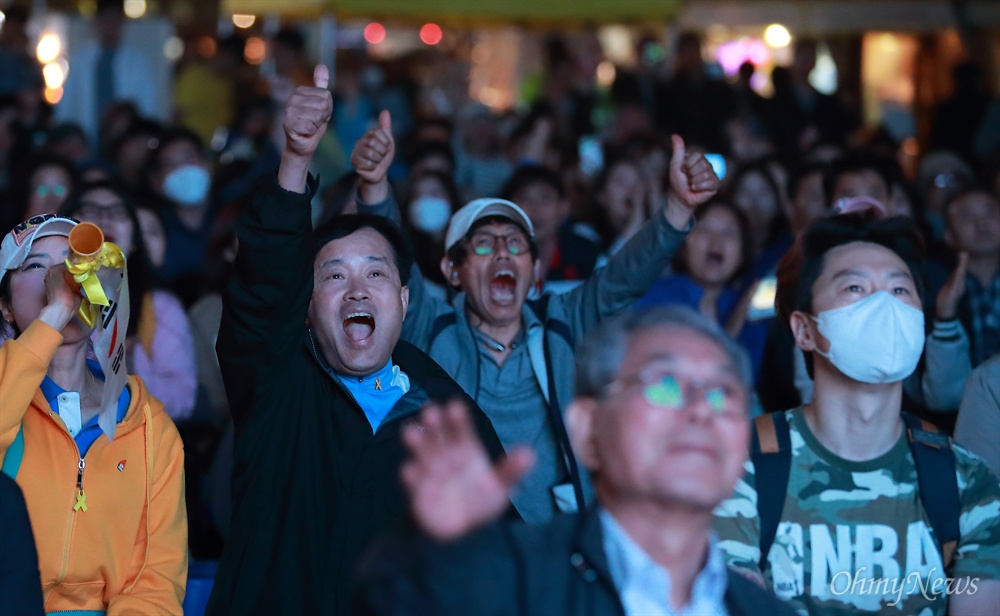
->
<box><xmin>713</xmin><ymin>408</ymin><xmax>1000</xmax><ymax>616</ymax></box>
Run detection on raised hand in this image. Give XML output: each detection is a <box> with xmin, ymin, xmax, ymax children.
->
<box><xmin>936</xmin><ymin>252</ymin><xmax>968</xmax><ymax>321</ymax></box>
<box><xmin>278</xmin><ymin>65</ymin><xmax>333</xmax><ymax>192</ymax></box>
<box><xmin>665</xmin><ymin>135</ymin><xmax>720</xmax><ymax>229</ymax></box>
<box><xmin>350</xmin><ymin>110</ymin><xmax>395</xmax><ymax>203</ymax></box>
<box><xmin>401</xmin><ymin>400</ymin><xmax>535</xmax><ymax>542</ymax></box>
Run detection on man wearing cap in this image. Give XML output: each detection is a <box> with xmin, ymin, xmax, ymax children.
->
<box><xmin>351</xmin><ymin>111</ymin><xmax>719</xmax><ymax>523</ymax></box>
<box><xmin>206</xmin><ymin>67</ymin><xmax>508</xmax><ymax>615</ymax></box>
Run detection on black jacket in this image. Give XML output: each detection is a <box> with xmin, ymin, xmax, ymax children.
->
<box><xmin>207</xmin><ymin>179</ymin><xmax>507</xmax><ymax>615</ymax></box>
<box><xmin>0</xmin><ymin>474</ymin><xmax>44</xmax><ymax>616</ymax></box>
<box><xmin>358</xmin><ymin>509</ymin><xmax>797</xmax><ymax>616</ymax></box>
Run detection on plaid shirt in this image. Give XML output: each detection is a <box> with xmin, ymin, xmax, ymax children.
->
<box><xmin>965</xmin><ymin>271</ymin><xmax>1000</xmax><ymax>366</ymax></box>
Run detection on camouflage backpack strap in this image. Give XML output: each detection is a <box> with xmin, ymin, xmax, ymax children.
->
<box><xmin>750</xmin><ymin>411</ymin><xmax>792</xmax><ymax>573</ymax></box>
<box><xmin>900</xmin><ymin>412</ymin><xmax>960</xmax><ymax>569</ymax></box>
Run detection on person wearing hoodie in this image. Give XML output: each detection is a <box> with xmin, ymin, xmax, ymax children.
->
<box><xmin>0</xmin><ymin>213</ymin><xmax>187</xmax><ymax>614</ymax></box>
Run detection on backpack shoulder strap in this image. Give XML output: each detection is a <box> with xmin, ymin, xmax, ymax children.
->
<box><xmin>530</xmin><ymin>293</ymin><xmax>574</xmax><ymax>348</ymax></box>
<box><xmin>751</xmin><ymin>411</ymin><xmax>792</xmax><ymax>573</ymax></box>
<box><xmin>900</xmin><ymin>412</ymin><xmax>960</xmax><ymax>569</ymax></box>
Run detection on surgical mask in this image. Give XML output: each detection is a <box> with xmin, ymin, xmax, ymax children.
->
<box><xmin>408</xmin><ymin>196</ymin><xmax>451</xmax><ymax>234</ymax></box>
<box><xmin>812</xmin><ymin>290</ymin><xmax>925</xmax><ymax>384</ymax></box>
<box><xmin>163</xmin><ymin>165</ymin><xmax>211</xmax><ymax>206</ymax></box>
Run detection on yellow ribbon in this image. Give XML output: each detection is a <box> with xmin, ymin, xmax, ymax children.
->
<box><xmin>74</xmin><ymin>489</ymin><xmax>88</xmax><ymax>512</ymax></box>
<box><xmin>65</xmin><ymin>242</ymin><xmax>126</xmax><ymax>328</ymax></box>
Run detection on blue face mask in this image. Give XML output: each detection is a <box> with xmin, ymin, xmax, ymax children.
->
<box><xmin>408</xmin><ymin>196</ymin><xmax>451</xmax><ymax>234</ymax></box>
<box><xmin>163</xmin><ymin>165</ymin><xmax>211</xmax><ymax>206</ymax></box>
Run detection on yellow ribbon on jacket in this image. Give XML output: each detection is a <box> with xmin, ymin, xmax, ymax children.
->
<box><xmin>64</xmin><ymin>223</ymin><xmax>126</xmax><ymax>328</ymax></box>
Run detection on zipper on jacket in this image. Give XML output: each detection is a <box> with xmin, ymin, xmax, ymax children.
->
<box><xmin>73</xmin><ymin>457</ymin><xmax>87</xmax><ymax>512</ymax></box>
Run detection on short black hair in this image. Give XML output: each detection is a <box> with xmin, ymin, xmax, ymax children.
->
<box><xmin>500</xmin><ymin>164</ymin><xmax>566</xmax><ymax>201</ymax></box>
<box><xmin>408</xmin><ymin>140</ymin><xmax>456</xmax><ymax>171</ymax></box>
<box><xmin>312</xmin><ymin>214</ymin><xmax>413</xmax><ymax>286</ymax></box>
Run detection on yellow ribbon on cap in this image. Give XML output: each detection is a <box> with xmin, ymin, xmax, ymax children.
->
<box><xmin>63</xmin><ymin>223</ymin><xmax>126</xmax><ymax>328</ymax></box>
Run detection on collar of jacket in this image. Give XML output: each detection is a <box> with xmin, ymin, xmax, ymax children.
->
<box><xmin>450</xmin><ymin>291</ymin><xmax>549</xmax><ymax>400</ymax></box>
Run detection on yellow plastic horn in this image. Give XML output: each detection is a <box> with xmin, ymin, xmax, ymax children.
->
<box><xmin>65</xmin><ymin>222</ymin><xmax>126</xmax><ymax>327</ymax></box>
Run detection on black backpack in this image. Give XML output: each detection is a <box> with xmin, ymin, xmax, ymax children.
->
<box><xmin>750</xmin><ymin>411</ymin><xmax>960</xmax><ymax>573</ymax></box>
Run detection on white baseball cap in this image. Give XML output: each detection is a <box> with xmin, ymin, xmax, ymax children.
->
<box><xmin>1</xmin><ymin>214</ymin><xmax>79</xmax><ymax>273</ymax></box>
<box><xmin>444</xmin><ymin>198</ymin><xmax>535</xmax><ymax>252</ymax></box>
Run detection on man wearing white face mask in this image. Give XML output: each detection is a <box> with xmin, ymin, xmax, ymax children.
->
<box><xmin>714</xmin><ymin>211</ymin><xmax>1000</xmax><ymax>615</ymax></box>
<box><xmin>148</xmin><ymin>127</ymin><xmax>215</xmax><ymax>305</ymax></box>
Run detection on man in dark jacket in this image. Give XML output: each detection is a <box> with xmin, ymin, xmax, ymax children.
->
<box><xmin>206</xmin><ymin>65</ymin><xmax>507</xmax><ymax>615</ymax></box>
<box><xmin>358</xmin><ymin>306</ymin><xmax>795</xmax><ymax>616</ymax></box>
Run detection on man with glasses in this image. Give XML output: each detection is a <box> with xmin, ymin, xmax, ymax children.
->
<box><xmin>350</xmin><ymin>111</ymin><xmax>718</xmax><ymax>524</ymax></box>
<box><xmin>357</xmin><ymin>306</ymin><xmax>794</xmax><ymax>616</ymax></box>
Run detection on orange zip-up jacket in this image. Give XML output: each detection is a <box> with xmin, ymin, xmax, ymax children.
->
<box><xmin>0</xmin><ymin>320</ymin><xmax>187</xmax><ymax>615</ymax></box>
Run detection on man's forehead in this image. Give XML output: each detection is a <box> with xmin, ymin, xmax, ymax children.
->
<box><xmin>821</xmin><ymin>241</ymin><xmax>906</xmax><ymax>272</ymax></box>
<box><xmin>625</xmin><ymin>326</ymin><xmax>737</xmax><ymax>373</ymax></box>
<box><xmin>316</xmin><ymin>228</ymin><xmax>395</xmax><ymax>263</ymax></box>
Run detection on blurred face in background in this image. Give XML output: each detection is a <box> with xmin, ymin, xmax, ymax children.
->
<box><xmin>27</xmin><ymin>165</ymin><xmax>73</xmax><ymax>219</ymax></box>
<box><xmin>512</xmin><ymin>181</ymin><xmax>568</xmax><ymax>245</ymax></box>
<box><xmin>732</xmin><ymin>169</ymin><xmax>780</xmax><ymax>252</ymax></box>
<box><xmin>683</xmin><ymin>205</ymin><xmax>744</xmax><ymax>288</ymax></box>
<box><xmin>786</xmin><ymin>170</ymin><xmax>826</xmax><ymax>235</ymax></box>
<box><xmin>947</xmin><ymin>191</ymin><xmax>1000</xmax><ymax>258</ymax></box>
<box><xmin>74</xmin><ymin>188</ymin><xmax>135</xmax><ymax>256</ymax></box>
<box><xmin>599</xmin><ymin>160</ymin><xmax>645</xmax><ymax>234</ymax></box>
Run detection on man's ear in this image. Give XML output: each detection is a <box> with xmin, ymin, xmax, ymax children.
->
<box><xmin>566</xmin><ymin>398</ymin><xmax>599</xmax><ymax>473</ymax></box>
<box><xmin>790</xmin><ymin>310</ymin><xmax>824</xmax><ymax>354</ymax></box>
<box><xmin>400</xmin><ymin>285</ymin><xmax>410</xmax><ymax>317</ymax></box>
<box><xmin>440</xmin><ymin>256</ymin><xmax>460</xmax><ymax>288</ymax></box>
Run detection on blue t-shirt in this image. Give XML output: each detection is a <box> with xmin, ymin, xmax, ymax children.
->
<box><xmin>335</xmin><ymin>360</ymin><xmax>409</xmax><ymax>432</ymax></box>
<box><xmin>40</xmin><ymin>359</ymin><xmax>129</xmax><ymax>457</ymax></box>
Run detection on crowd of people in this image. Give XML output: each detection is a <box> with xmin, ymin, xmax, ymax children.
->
<box><xmin>1</xmin><ymin>0</ymin><xmax>999</xmax><ymax>614</ymax></box>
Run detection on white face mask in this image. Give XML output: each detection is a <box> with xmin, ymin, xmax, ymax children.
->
<box><xmin>163</xmin><ymin>165</ymin><xmax>211</xmax><ymax>206</ymax></box>
<box><xmin>811</xmin><ymin>290</ymin><xmax>925</xmax><ymax>384</ymax></box>
<box><xmin>408</xmin><ymin>196</ymin><xmax>451</xmax><ymax>234</ymax></box>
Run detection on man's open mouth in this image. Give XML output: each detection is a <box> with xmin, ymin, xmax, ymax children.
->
<box><xmin>343</xmin><ymin>311</ymin><xmax>375</xmax><ymax>341</ymax></box>
<box><xmin>489</xmin><ymin>270</ymin><xmax>517</xmax><ymax>302</ymax></box>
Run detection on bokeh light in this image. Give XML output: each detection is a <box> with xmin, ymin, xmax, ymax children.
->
<box><xmin>420</xmin><ymin>23</ymin><xmax>443</xmax><ymax>46</ymax></box>
<box><xmin>364</xmin><ymin>22</ymin><xmax>386</xmax><ymax>45</ymax></box>
<box><xmin>36</xmin><ymin>34</ymin><xmax>61</xmax><ymax>64</ymax></box>
<box><xmin>232</xmin><ymin>14</ymin><xmax>256</xmax><ymax>29</ymax></box>
<box><xmin>764</xmin><ymin>24</ymin><xmax>791</xmax><ymax>48</ymax></box>
<box><xmin>123</xmin><ymin>0</ymin><xmax>147</xmax><ymax>19</ymax></box>
<box><xmin>244</xmin><ymin>36</ymin><xmax>266</xmax><ymax>65</ymax></box>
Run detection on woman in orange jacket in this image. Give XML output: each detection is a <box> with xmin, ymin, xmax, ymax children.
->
<box><xmin>0</xmin><ymin>214</ymin><xmax>187</xmax><ymax>615</ymax></box>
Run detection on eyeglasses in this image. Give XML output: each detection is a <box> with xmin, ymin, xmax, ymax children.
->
<box><xmin>34</xmin><ymin>184</ymin><xmax>67</xmax><ymax>198</ymax></box>
<box><xmin>468</xmin><ymin>231</ymin><xmax>528</xmax><ymax>256</ymax></box>
<box><xmin>604</xmin><ymin>368</ymin><xmax>745</xmax><ymax>420</ymax></box>
<box><xmin>77</xmin><ymin>201</ymin><xmax>129</xmax><ymax>223</ymax></box>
